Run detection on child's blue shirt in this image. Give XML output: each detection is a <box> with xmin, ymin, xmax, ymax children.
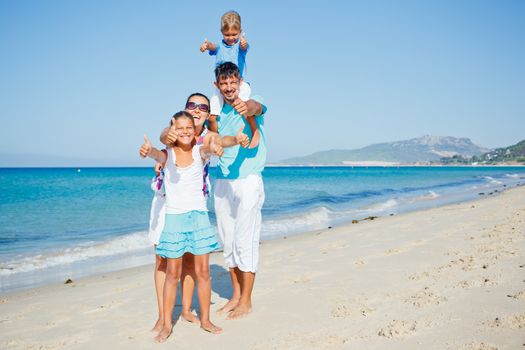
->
<box><xmin>209</xmin><ymin>40</ymin><xmax>249</xmax><ymax>78</ymax></box>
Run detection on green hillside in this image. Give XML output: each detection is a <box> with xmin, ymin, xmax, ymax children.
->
<box><xmin>440</xmin><ymin>140</ymin><xmax>525</xmax><ymax>164</ymax></box>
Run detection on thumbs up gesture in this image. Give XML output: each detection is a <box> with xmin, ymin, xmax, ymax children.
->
<box><xmin>236</xmin><ymin>126</ymin><xmax>250</xmax><ymax>148</ymax></box>
<box><xmin>240</xmin><ymin>32</ymin><xmax>248</xmax><ymax>50</ymax></box>
<box><xmin>210</xmin><ymin>135</ymin><xmax>224</xmax><ymax>157</ymax></box>
<box><xmin>140</xmin><ymin>134</ymin><xmax>152</xmax><ymax>158</ymax></box>
<box><xmin>166</xmin><ymin>117</ymin><xmax>178</xmax><ymax>145</ymax></box>
<box><xmin>200</xmin><ymin>38</ymin><xmax>209</xmax><ymax>52</ymax></box>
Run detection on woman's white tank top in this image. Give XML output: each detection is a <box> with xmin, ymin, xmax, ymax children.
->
<box><xmin>164</xmin><ymin>144</ymin><xmax>207</xmax><ymax>214</ymax></box>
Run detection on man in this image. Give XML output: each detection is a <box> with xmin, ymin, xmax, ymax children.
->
<box><xmin>213</xmin><ymin>62</ymin><xmax>267</xmax><ymax>320</ymax></box>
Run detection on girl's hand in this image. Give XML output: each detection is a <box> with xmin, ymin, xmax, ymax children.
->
<box><xmin>210</xmin><ymin>136</ymin><xmax>224</xmax><ymax>157</ymax></box>
<box><xmin>154</xmin><ymin>162</ymin><xmax>163</xmax><ymax>176</ymax></box>
<box><xmin>140</xmin><ymin>135</ymin><xmax>152</xmax><ymax>158</ymax></box>
<box><xmin>200</xmin><ymin>38</ymin><xmax>209</xmax><ymax>52</ymax></box>
<box><xmin>236</xmin><ymin>126</ymin><xmax>250</xmax><ymax>148</ymax></box>
<box><xmin>240</xmin><ymin>32</ymin><xmax>248</xmax><ymax>51</ymax></box>
<box><xmin>166</xmin><ymin>117</ymin><xmax>178</xmax><ymax>144</ymax></box>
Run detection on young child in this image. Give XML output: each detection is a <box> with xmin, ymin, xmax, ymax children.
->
<box><xmin>140</xmin><ymin>111</ymin><xmax>224</xmax><ymax>342</ymax></box>
<box><xmin>200</xmin><ymin>11</ymin><xmax>259</xmax><ymax>147</ymax></box>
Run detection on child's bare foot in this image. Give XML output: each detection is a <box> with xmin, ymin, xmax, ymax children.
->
<box><xmin>200</xmin><ymin>320</ymin><xmax>223</xmax><ymax>334</ymax></box>
<box><xmin>151</xmin><ymin>318</ymin><xmax>163</xmax><ymax>333</ymax></box>
<box><xmin>180</xmin><ymin>311</ymin><xmax>200</xmax><ymax>324</ymax></box>
<box><xmin>217</xmin><ymin>298</ymin><xmax>239</xmax><ymax>315</ymax></box>
<box><xmin>226</xmin><ymin>303</ymin><xmax>252</xmax><ymax>320</ymax></box>
<box><xmin>154</xmin><ymin>326</ymin><xmax>172</xmax><ymax>343</ymax></box>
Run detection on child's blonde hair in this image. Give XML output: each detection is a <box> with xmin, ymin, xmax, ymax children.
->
<box><xmin>221</xmin><ymin>11</ymin><xmax>241</xmax><ymax>32</ymax></box>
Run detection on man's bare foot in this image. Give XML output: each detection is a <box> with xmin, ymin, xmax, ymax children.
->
<box><xmin>180</xmin><ymin>311</ymin><xmax>200</xmax><ymax>324</ymax></box>
<box><xmin>151</xmin><ymin>318</ymin><xmax>163</xmax><ymax>333</ymax></box>
<box><xmin>200</xmin><ymin>320</ymin><xmax>223</xmax><ymax>334</ymax></box>
<box><xmin>154</xmin><ymin>326</ymin><xmax>172</xmax><ymax>343</ymax></box>
<box><xmin>217</xmin><ymin>298</ymin><xmax>239</xmax><ymax>315</ymax></box>
<box><xmin>226</xmin><ymin>304</ymin><xmax>252</xmax><ymax>320</ymax></box>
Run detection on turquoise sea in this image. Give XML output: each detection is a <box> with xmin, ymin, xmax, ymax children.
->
<box><xmin>1</xmin><ymin>166</ymin><xmax>524</xmax><ymax>293</ymax></box>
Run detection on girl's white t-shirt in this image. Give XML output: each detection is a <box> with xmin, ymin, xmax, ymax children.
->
<box><xmin>164</xmin><ymin>144</ymin><xmax>207</xmax><ymax>214</ymax></box>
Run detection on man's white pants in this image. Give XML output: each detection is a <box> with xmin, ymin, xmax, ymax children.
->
<box><xmin>214</xmin><ymin>174</ymin><xmax>265</xmax><ymax>272</ymax></box>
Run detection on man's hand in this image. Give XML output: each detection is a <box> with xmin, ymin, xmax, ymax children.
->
<box><xmin>200</xmin><ymin>38</ymin><xmax>209</xmax><ymax>52</ymax></box>
<box><xmin>236</xmin><ymin>126</ymin><xmax>250</xmax><ymax>148</ymax></box>
<box><xmin>240</xmin><ymin>32</ymin><xmax>248</xmax><ymax>51</ymax></box>
<box><xmin>166</xmin><ymin>117</ymin><xmax>178</xmax><ymax>144</ymax></box>
<box><xmin>140</xmin><ymin>135</ymin><xmax>152</xmax><ymax>158</ymax></box>
<box><xmin>232</xmin><ymin>98</ymin><xmax>248</xmax><ymax>116</ymax></box>
<box><xmin>210</xmin><ymin>136</ymin><xmax>224</xmax><ymax>157</ymax></box>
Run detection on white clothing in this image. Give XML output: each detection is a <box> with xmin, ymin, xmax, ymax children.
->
<box><xmin>148</xmin><ymin>193</ymin><xmax>166</xmax><ymax>245</ymax></box>
<box><xmin>210</xmin><ymin>81</ymin><xmax>252</xmax><ymax>115</ymax></box>
<box><xmin>164</xmin><ymin>144</ymin><xmax>208</xmax><ymax>214</ymax></box>
<box><xmin>213</xmin><ymin>174</ymin><xmax>265</xmax><ymax>272</ymax></box>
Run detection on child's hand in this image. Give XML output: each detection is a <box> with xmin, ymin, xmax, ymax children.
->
<box><xmin>236</xmin><ymin>126</ymin><xmax>250</xmax><ymax>148</ymax></box>
<box><xmin>200</xmin><ymin>38</ymin><xmax>209</xmax><ymax>52</ymax></box>
<box><xmin>240</xmin><ymin>32</ymin><xmax>248</xmax><ymax>51</ymax></box>
<box><xmin>232</xmin><ymin>98</ymin><xmax>248</xmax><ymax>116</ymax></box>
<box><xmin>210</xmin><ymin>136</ymin><xmax>224</xmax><ymax>157</ymax></box>
<box><xmin>166</xmin><ymin>117</ymin><xmax>178</xmax><ymax>144</ymax></box>
<box><xmin>140</xmin><ymin>135</ymin><xmax>152</xmax><ymax>158</ymax></box>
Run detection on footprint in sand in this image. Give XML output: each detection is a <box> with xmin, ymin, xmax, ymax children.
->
<box><xmin>455</xmin><ymin>276</ymin><xmax>500</xmax><ymax>289</ymax></box>
<box><xmin>405</xmin><ymin>287</ymin><xmax>447</xmax><ymax>308</ymax></box>
<box><xmin>450</xmin><ymin>255</ymin><xmax>478</xmax><ymax>271</ymax></box>
<box><xmin>385</xmin><ymin>248</ymin><xmax>402</xmax><ymax>255</ymax></box>
<box><xmin>483</xmin><ymin>314</ymin><xmax>525</xmax><ymax>330</ymax></box>
<box><xmin>506</xmin><ymin>291</ymin><xmax>525</xmax><ymax>300</ymax></box>
<box><xmin>330</xmin><ymin>301</ymin><xmax>375</xmax><ymax>318</ymax></box>
<box><xmin>377</xmin><ymin>319</ymin><xmax>418</xmax><ymax>338</ymax></box>
<box><xmin>458</xmin><ymin>342</ymin><xmax>498</xmax><ymax>350</ymax></box>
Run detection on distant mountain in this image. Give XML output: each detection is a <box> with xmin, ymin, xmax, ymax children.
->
<box><xmin>278</xmin><ymin>135</ymin><xmax>490</xmax><ymax>165</ymax></box>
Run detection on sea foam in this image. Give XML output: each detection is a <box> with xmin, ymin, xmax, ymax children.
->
<box><xmin>0</xmin><ymin>231</ymin><xmax>151</xmax><ymax>275</ymax></box>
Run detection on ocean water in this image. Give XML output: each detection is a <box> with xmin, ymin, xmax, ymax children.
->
<box><xmin>1</xmin><ymin>166</ymin><xmax>524</xmax><ymax>293</ymax></box>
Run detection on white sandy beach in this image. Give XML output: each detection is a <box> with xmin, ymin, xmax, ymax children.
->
<box><xmin>1</xmin><ymin>186</ymin><xmax>524</xmax><ymax>349</ymax></box>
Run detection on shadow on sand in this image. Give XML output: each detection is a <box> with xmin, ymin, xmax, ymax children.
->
<box><xmin>172</xmin><ymin>263</ymin><xmax>231</xmax><ymax>319</ymax></box>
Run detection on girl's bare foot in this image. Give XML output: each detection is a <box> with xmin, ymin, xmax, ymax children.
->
<box><xmin>154</xmin><ymin>326</ymin><xmax>172</xmax><ymax>343</ymax></box>
<box><xmin>180</xmin><ymin>311</ymin><xmax>200</xmax><ymax>324</ymax></box>
<box><xmin>226</xmin><ymin>303</ymin><xmax>252</xmax><ymax>320</ymax></box>
<box><xmin>151</xmin><ymin>318</ymin><xmax>163</xmax><ymax>333</ymax></box>
<box><xmin>217</xmin><ymin>298</ymin><xmax>239</xmax><ymax>315</ymax></box>
<box><xmin>200</xmin><ymin>320</ymin><xmax>223</xmax><ymax>334</ymax></box>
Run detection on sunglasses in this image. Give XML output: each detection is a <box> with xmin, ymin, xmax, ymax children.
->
<box><xmin>185</xmin><ymin>102</ymin><xmax>210</xmax><ymax>113</ymax></box>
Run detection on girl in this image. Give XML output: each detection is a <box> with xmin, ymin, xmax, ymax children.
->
<box><xmin>140</xmin><ymin>111</ymin><xmax>225</xmax><ymax>342</ymax></box>
<box><xmin>150</xmin><ymin>94</ymin><xmax>249</xmax><ymax>333</ymax></box>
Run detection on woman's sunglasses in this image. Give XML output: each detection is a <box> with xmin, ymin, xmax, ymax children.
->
<box><xmin>185</xmin><ymin>102</ymin><xmax>210</xmax><ymax>113</ymax></box>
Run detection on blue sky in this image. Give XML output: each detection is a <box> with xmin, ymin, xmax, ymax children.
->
<box><xmin>1</xmin><ymin>0</ymin><xmax>524</xmax><ymax>166</ymax></box>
